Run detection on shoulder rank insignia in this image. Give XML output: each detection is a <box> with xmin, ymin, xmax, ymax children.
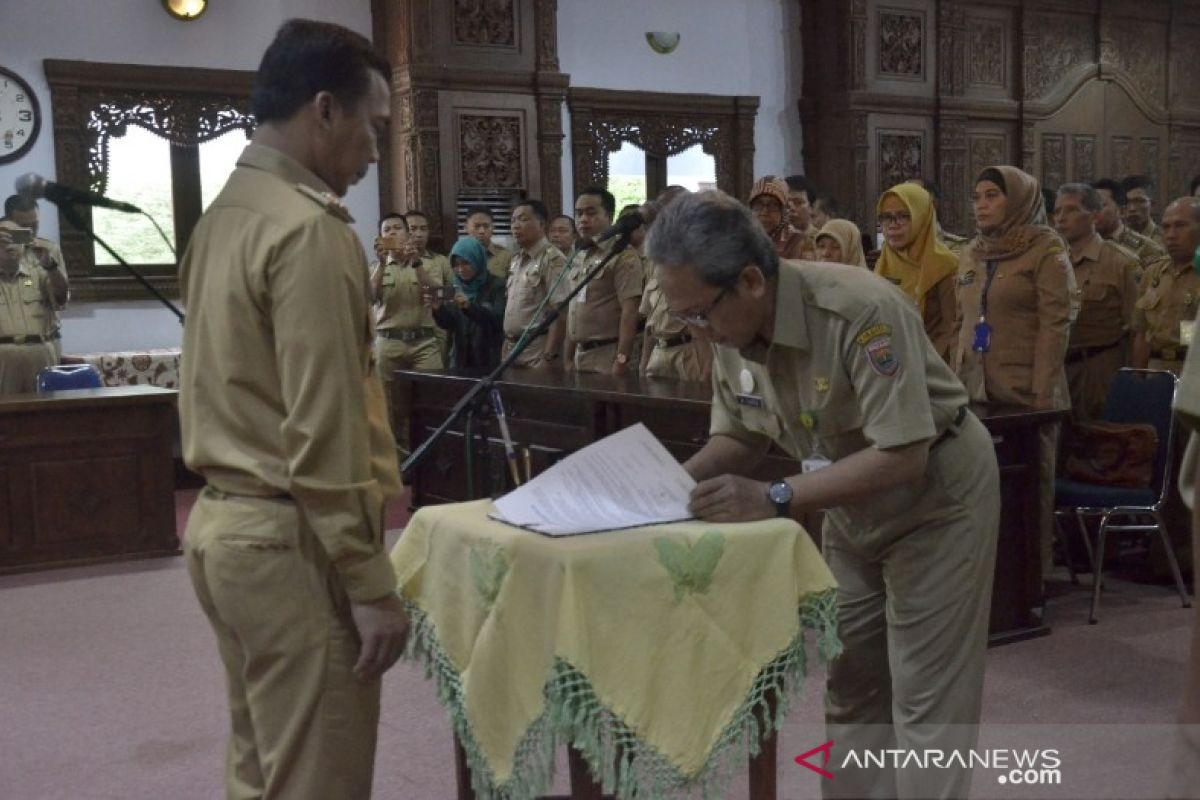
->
<box><xmin>294</xmin><ymin>183</ymin><xmax>354</xmax><ymax>223</ymax></box>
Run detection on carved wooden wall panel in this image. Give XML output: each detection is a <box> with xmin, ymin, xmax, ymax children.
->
<box><xmin>458</xmin><ymin>112</ymin><xmax>524</xmax><ymax>189</ymax></box>
<box><xmin>801</xmin><ymin>0</ymin><xmax>1200</xmax><ymax>235</ymax></box>
<box><xmin>453</xmin><ymin>0</ymin><xmax>516</xmax><ymax>48</ymax></box>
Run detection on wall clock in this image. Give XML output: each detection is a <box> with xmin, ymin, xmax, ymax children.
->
<box><xmin>0</xmin><ymin>66</ymin><xmax>41</xmax><ymax>165</ymax></box>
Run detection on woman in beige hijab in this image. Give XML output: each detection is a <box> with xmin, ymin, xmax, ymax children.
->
<box><xmin>814</xmin><ymin>219</ymin><xmax>868</xmax><ymax>268</ymax></box>
<box><xmin>874</xmin><ymin>183</ymin><xmax>960</xmax><ymax>362</ymax></box>
<box><xmin>954</xmin><ymin>166</ymin><xmax>1074</xmax><ymax>410</ymax></box>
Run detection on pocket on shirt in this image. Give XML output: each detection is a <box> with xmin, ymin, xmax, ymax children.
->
<box><xmin>19</xmin><ymin>283</ymin><xmax>46</xmax><ymax>316</ymax></box>
<box><xmin>1082</xmin><ymin>282</ymin><xmax>1116</xmax><ymax>303</ymax></box>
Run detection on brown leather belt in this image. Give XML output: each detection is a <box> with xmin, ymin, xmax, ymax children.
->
<box><xmin>0</xmin><ymin>334</ymin><xmax>47</xmax><ymax>344</ymax></box>
<box><xmin>575</xmin><ymin>336</ymin><xmax>618</xmax><ymax>353</ymax></box>
<box><xmin>655</xmin><ymin>331</ymin><xmax>692</xmax><ymax>349</ymax></box>
<box><xmin>932</xmin><ymin>406</ymin><xmax>969</xmax><ymax>451</ymax></box>
<box><xmin>1065</xmin><ymin>341</ymin><xmax>1120</xmax><ymax>364</ymax></box>
<box><xmin>1152</xmin><ymin>347</ymin><xmax>1188</xmax><ymax>361</ymax></box>
<box><xmin>378</xmin><ymin>327</ymin><xmax>436</xmax><ymax>343</ymax></box>
<box><xmin>505</xmin><ymin>330</ymin><xmax>546</xmax><ymax>343</ymax></box>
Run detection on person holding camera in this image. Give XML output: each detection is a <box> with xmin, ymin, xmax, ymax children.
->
<box><xmin>371</xmin><ymin>212</ymin><xmax>452</xmax><ymax>450</ymax></box>
<box><xmin>428</xmin><ymin>237</ymin><xmax>506</xmax><ymax>370</ymax></box>
<box><xmin>0</xmin><ymin>219</ymin><xmax>63</xmax><ymax>394</ymax></box>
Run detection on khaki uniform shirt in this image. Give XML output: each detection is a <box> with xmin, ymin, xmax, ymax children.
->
<box><xmin>1109</xmin><ymin>222</ymin><xmax>1165</xmax><ymax>273</ymax></box>
<box><xmin>1133</xmin><ymin>256</ymin><xmax>1200</xmax><ymax>359</ymax></box>
<box><xmin>954</xmin><ymin>233</ymin><xmax>1076</xmax><ymax>410</ymax></box>
<box><xmin>504</xmin><ymin>238</ymin><xmax>568</xmax><ymax>339</ymax></box>
<box><xmin>179</xmin><ymin>143</ymin><xmax>401</xmax><ymax>603</ymax></box>
<box><xmin>487</xmin><ymin>242</ymin><xmax>513</xmax><ymax>279</ymax></box>
<box><xmin>1132</xmin><ymin>219</ymin><xmax>1165</xmax><ymax>246</ymax></box>
<box><xmin>1069</xmin><ymin>234</ymin><xmax>1139</xmax><ymax>349</ymax></box>
<box><xmin>374</xmin><ymin>253</ymin><xmax>453</xmax><ymax>331</ymax></box>
<box><xmin>0</xmin><ymin>263</ymin><xmax>56</xmax><ymax>338</ymax></box>
<box><xmin>710</xmin><ymin>260</ymin><xmax>968</xmax><ymax>526</ymax></box>
<box><xmin>21</xmin><ymin>237</ymin><xmax>66</xmax><ymax>335</ymax></box>
<box><xmin>567</xmin><ymin>237</ymin><xmax>644</xmax><ymax>343</ymax></box>
<box><xmin>640</xmin><ymin>271</ymin><xmax>688</xmax><ymax>341</ymax></box>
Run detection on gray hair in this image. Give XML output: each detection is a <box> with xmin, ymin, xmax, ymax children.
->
<box><xmin>1057</xmin><ymin>182</ymin><xmax>1102</xmax><ymax>213</ymax></box>
<box><xmin>1166</xmin><ymin>196</ymin><xmax>1200</xmax><ymax>222</ymax></box>
<box><xmin>644</xmin><ymin>189</ymin><xmax>779</xmax><ymax>286</ymax></box>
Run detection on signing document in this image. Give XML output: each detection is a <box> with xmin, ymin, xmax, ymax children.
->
<box><xmin>490</xmin><ymin>423</ymin><xmax>696</xmax><ymax>535</ymax></box>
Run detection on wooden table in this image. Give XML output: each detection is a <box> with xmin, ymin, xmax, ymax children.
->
<box><xmin>394</xmin><ymin>367</ymin><xmax>1061</xmax><ymax>647</ymax></box>
<box><xmin>0</xmin><ymin>386</ymin><xmax>179</xmax><ymax>574</ymax></box>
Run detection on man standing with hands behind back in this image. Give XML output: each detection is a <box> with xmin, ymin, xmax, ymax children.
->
<box><xmin>179</xmin><ymin>20</ymin><xmax>408</xmax><ymax>800</ymax></box>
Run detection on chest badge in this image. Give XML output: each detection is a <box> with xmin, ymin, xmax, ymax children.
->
<box><xmin>739</xmin><ymin>368</ymin><xmax>755</xmax><ymax>394</ymax></box>
<box><xmin>814</xmin><ymin>377</ymin><xmax>830</xmax><ymax>394</ymax></box>
<box><xmin>798</xmin><ymin>411</ymin><xmax>817</xmax><ymax>431</ymax></box>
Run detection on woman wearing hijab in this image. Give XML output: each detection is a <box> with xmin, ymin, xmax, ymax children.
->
<box><xmin>874</xmin><ymin>183</ymin><xmax>960</xmax><ymax>362</ymax></box>
<box><xmin>814</xmin><ymin>218</ymin><xmax>868</xmax><ymax>268</ymax></box>
<box><xmin>955</xmin><ymin>166</ymin><xmax>1076</xmax><ymax>578</ymax></box>
<box><xmin>748</xmin><ymin>175</ymin><xmax>813</xmax><ymax>259</ymax></box>
<box><xmin>429</xmin><ymin>237</ymin><xmax>507</xmax><ymax>370</ymax></box>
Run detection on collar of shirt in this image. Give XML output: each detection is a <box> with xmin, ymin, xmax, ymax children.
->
<box><xmin>1071</xmin><ymin>233</ymin><xmax>1103</xmax><ymax>266</ymax></box>
<box><xmin>1170</xmin><ymin>258</ymin><xmax>1194</xmax><ymax>278</ymax></box>
<box><xmin>517</xmin><ymin>237</ymin><xmax>550</xmax><ymax>262</ymax></box>
<box><xmin>236</xmin><ymin>142</ymin><xmax>337</xmax><ymax>200</ymax></box>
<box><xmin>739</xmin><ymin>260</ymin><xmax>810</xmax><ymax>363</ymax></box>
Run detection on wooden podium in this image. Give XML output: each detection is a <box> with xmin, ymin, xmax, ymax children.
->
<box><xmin>0</xmin><ymin>386</ymin><xmax>179</xmax><ymax>574</ymax></box>
<box><xmin>393</xmin><ymin>367</ymin><xmax>1060</xmax><ymax>644</ymax></box>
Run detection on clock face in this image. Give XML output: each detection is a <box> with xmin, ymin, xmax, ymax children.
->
<box><xmin>0</xmin><ymin>67</ymin><xmax>40</xmax><ymax>165</ymax></box>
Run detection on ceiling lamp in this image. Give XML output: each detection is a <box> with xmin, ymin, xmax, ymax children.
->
<box><xmin>162</xmin><ymin>0</ymin><xmax>208</xmax><ymax>21</ymax></box>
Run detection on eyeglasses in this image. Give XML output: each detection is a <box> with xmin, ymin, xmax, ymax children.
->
<box><xmin>878</xmin><ymin>212</ymin><xmax>912</xmax><ymax>227</ymax></box>
<box><xmin>666</xmin><ymin>286</ymin><xmax>731</xmax><ymax>329</ymax></box>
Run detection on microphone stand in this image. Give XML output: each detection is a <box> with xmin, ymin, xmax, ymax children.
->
<box><xmin>55</xmin><ymin>200</ymin><xmax>185</xmax><ymax>324</ymax></box>
<box><xmin>401</xmin><ymin>233</ymin><xmax>633</xmax><ymax>487</ymax></box>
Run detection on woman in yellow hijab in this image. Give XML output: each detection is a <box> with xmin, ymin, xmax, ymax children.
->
<box><xmin>814</xmin><ymin>219</ymin><xmax>868</xmax><ymax>268</ymax></box>
<box><xmin>874</xmin><ymin>182</ymin><xmax>960</xmax><ymax>362</ymax></box>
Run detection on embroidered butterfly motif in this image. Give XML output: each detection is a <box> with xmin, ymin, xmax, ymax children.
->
<box><xmin>469</xmin><ymin>546</ymin><xmax>509</xmax><ymax>608</ymax></box>
<box><xmin>653</xmin><ymin>531</ymin><xmax>725</xmax><ymax>601</ymax></box>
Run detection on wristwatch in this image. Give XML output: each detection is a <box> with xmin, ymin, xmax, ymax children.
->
<box><xmin>614</xmin><ymin>352</ymin><xmax>629</xmax><ymax>365</ymax></box>
<box><xmin>767</xmin><ymin>480</ymin><xmax>793</xmax><ymax>517</ymax></box>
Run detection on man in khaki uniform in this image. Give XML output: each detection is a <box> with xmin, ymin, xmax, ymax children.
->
<box><xmin>1054</xmin><ymin>184</ymin><xmax>1140</xmax><ymax>420</ymax></box>
<box><xmin>1123</xmin><ymin>175</ymin><xmax>1165</xmax><ymax>246</ymax></box>
<box><xmin>465</xmin><ymin>206</ymin><xmax>513</xmax><ymax>279</ymax></box>
<box><xmin>1167</xmin><ymin>346</ymin><xmax>1200</xmax><ymax>798</ymax></box>
<box><xmin>1094</xmin><ymin>178</ymin><xmax>1166</xmax><ymax>276</ymax></box>
<box><xmin>1133</xmin><ymin>198</ymin><xmax>1200</xmax><ymax>375</ymax></box>
<box><xmin>648</xmin><ymin>191</ymin><xmax>1000</xmax><ymax>799</ymax></box>
<box><xmin>0</xmin><ymin>220</ymin><xmax>64</xmax><ymax>394</ymax></box>
<box><xmin>178</xmin><ymin>21</ymin><xmax>409</xmax><ymax>800</ymax></box>
<box><xmin>4</xmin><ymin>196</ymin><xmax>68</xmax><ymax>361</ymax></box>
<box><xmin>404</xmin><ymin>209</ymin><xmax>454</xmax><ymax>362</ymax></box>
<box><xmin>565</xmin><ymin>187</ymin><xmax>643</xmax><ymax>375</ymax></box>
<box><xmin>503</xmin><ymin>199</ymin><xmax>568</xmax><ymax>368</ymax></box>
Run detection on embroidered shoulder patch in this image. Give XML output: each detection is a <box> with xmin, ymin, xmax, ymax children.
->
<box><xmin>856</xmin><ymin>323</ymin><xmax>900</xmax><ymax>377</ymax></box>
<box><xmin>854</xmin><ymin>322</ymin><xmax>892</xmax><ymax>346</ymax></box>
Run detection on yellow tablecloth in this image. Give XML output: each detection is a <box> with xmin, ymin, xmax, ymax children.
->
<box><xmin>390</xmin><ymin>499</ymin><xmax>839</xmax><ymax>800</ymax></box>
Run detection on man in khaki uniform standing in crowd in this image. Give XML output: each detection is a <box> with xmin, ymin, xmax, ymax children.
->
<box><xmin>404</xmin><ymin>208</ymin><xmax>454</xmax><ymax>362</ymax></box>
<box><xmin>4</xmin><ymin>195</ymin><xmax>68</xmax><ymax>362</ymax></box>
<box><xmin>565</xmin><ymin>186</ymin><xmax>643</xmax><ymax>375</ymax></box>
<box><xmin>1124</xmin><ymin>175</ymin><xmax>1166</xmax><ymax>246</ymax></box>
<box><xmin>1094</xmin><ymin>178</ymin><xmax>1165</xmax><ymax>276</ymax></box>
<box><xmin>178</xmin><ymin>20</ymin><xmax>409</xmax><ymax>800</ymax></box>
<box><xmin>0</xmin><ymin>220</ymin><xmax>64</xmax><ymax>394</ymax></box>
<box><xmin>503</xmin><ymin>198</ymin><xmax>568</xmax><ymax>367</ymax></box>
<box><xmin>465</xmin><ymin>206</ymin><xmax>513</xmax><ymax>279</ymax></box>
<box><xmin>1054</xmin><ymin>183</ymin><xmax>1140</xmax><ymax>420</ymax></box>
<box><xmin>648</xmin><ymin>191</ymin><xmax>1000</xmax><ymax>799</ymax></box>
<box><xmin>1133</xmin><ymin>198</ymin><xmax>1200</xmax><ymax>375</ymax></box>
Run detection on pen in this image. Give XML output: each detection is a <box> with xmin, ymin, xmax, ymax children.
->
<box><xmin>490</xmin><ymin>388</ymin><xmax>522</xmax><ymax>487</ymax></box>
<box><xmin>523</xmin><ymin>446</ymin><xmax>532</xmax><ymax>483</ymax></box>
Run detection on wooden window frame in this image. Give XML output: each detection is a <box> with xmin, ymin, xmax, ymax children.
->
<box><xmin>45</xmin><ymin>60</ymin><xmax>255</xmax><ymax>301</ymax></box>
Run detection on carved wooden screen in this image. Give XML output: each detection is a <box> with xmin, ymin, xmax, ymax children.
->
<box><xmin>45</xmin><ymin>60</ymin><xmax>254</xmax><ymax>300</ymax></box>
<box><xmin>567</xmin><ymin>88</ymin><xmax>758</xmax><ymax>204</ymax></box>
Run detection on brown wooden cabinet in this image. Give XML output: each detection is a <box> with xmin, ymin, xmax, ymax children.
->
<box><xmin>395</xmin><ymin>368</ymin><xmax>1060</xmax><ymax>644</ymax></box>
<box><xmin>0</xmin><ymin>387</ymin><xmax>179</xmax><ymax>574</ymax></box>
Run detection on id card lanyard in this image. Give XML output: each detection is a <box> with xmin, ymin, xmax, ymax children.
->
<box><xmin>972</xmin><ymin>260</ymin><xmax>1000</xmax><ymax>353</ymax></box>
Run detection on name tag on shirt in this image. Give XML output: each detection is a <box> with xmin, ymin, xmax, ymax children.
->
<box><xmin>802</xmin><ymin>457</ymin><xmax>832</xmax><ymax>473</ymax></box>
<box><xmin>1181</xmin><ymin>320</ymin><xmax>1195</xmax><ymax>347</ymax></box>
<box><xmin>735</xmin><ymin>393</ymin><xmax>764</xmax><ymax>408</ymax></box>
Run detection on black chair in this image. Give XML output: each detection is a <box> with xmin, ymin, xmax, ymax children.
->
<box><xmin>1053</xmin><ymin>368</ymin><xmax>1192</xmax><ymax>624</ymax></box>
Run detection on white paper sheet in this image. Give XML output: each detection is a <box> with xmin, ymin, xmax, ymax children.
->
<box><xmin>490</xmin><ymin>423</ymin><xmax>696</xmax><ymax>535</ymax></box>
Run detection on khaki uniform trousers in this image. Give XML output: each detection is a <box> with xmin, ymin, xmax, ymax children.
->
<box><xmin>376</xmin><ymin>334</ymin><xmax>443</xmax><ymax>452</ymax></box>
<box><xmin>573</xmin><ymin>340</ymin><xmax>618</xmax><ymax>373</ymax></box>
<box><xmin>1065</xmin><ymin>342</ymin><xmax>1124</xmax><ymax>422</ymax></box>
<box><xmin>501</xmin><ymin>334</ymin><xmax>550</xmax><ymax>368</ymax></box>
<box><xmin>823</xmin><ymin>414</ymin><xmax>999</xmax><ymax>800</ymax></box>
<box><xmin>0</xmin><ymin>341</ymin><xmax>55</xmax><ymax>395</ymax></box>
<box><xmin>645</xmin><ymin>340</ymin><xmax>707</xmax><ymax>381</ymax></box>
<box><xmin>185</xmin><ymin>490</ymin><xmax>380</xmax><ymax>800</ymax></box>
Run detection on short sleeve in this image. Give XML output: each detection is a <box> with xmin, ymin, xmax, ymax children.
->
<box><xmin>612</xmin><ymin>249</ymin><xmax>644</xmax><ymax>302</ymax></box>
<box><xmin>842</xmin><ymin>299</ymin><xmax>938</xmax><ymax>450</ymax></box>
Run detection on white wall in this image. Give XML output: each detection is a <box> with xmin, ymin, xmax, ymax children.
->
<box><xmin>0</xmin><ymin>0</ymin><xmax>376</xmax><ymax>352</ymax></box>
<box><xmin>556</xmin><ymin>0</ymin><xmax>804</xmax><ymax>210</ymax></box>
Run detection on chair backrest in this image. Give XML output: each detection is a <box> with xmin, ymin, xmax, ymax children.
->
<box><xmin>1103</xmin><ymin>368</ymin><xmax>1178</xmax><ymax>502</ymax></box>
<box><xmin>36</xmin><ymin>364</ymin><xmax>102</xmax><ymax>393</ymax></box>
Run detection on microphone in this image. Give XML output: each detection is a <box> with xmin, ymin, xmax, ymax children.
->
<box><xmin>580</xmin><ymin>201</ymin><xmax>660</xmax><ymax>249</ymax></box>
<box><xmin>15</xmin><ymin>173</ymin><xmax>142</xmax><ymax>214</ymax></box>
